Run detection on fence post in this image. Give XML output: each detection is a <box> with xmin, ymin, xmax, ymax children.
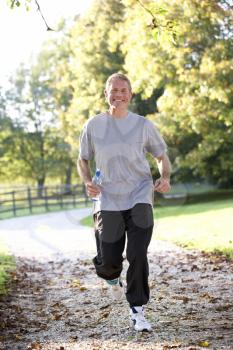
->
<box><xmin>59</xmin><ymin>189</ymin><xmax>63</xmax><ymax>209</ymax></box>
<box><xmin>27</xmin><ymin>187</ymin><xmax>32</xmax><ymax>214</ymax></box>
<box><xmin>72</xmin><ymin>185</ymin><xmax>76</xmax><ymax>207</ymax></box>
<box><xmin>56</xmin><ymin>185</ymin><xmax>59</xmax><ymax>208</ymax></box>
<box><xmin>44</xmin><ymin>186</ymin><xmax>49</xmax><ymax>211</ymax></box>
<box><xmin>12</xmin><ymin>191</ymin><xmax>16</xmax><ymax>217</ymax></box>
<box><xmin>82</xmin><ymin>184</ymin><xmax>88</xmax><ymax>206</ymax></box>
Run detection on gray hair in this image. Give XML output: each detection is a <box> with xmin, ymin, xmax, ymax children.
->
<box><xmin>105</xmin><ymin>73</ymin><xmax>132</xmax><ymax>92</ymax></box>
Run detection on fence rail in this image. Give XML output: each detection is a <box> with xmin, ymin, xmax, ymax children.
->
<box><xmin>1</xmin><ymin>184</ymin><xmax>233</xmax><ymax>220</ymax></box>
<box><xmin>0</xmin><ymin>184</ymin><xmax>90</xmax><ymax>219</ymax></box>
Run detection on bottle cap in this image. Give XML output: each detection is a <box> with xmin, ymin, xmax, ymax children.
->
<box><xmin>96</xmin><ymin>169</ymin><xmax>101</xmax><ymax>177</ymax></box>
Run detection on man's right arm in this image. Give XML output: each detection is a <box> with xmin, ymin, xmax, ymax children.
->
<box><xmin>77</xmin><ymin>158</ymin><xmax>100</xmax><ymax>198</ymax></box>
<box><xmin>77</xmin><ymin>158</ymin><xmax>92</xmax><ymax>184</ymax></box>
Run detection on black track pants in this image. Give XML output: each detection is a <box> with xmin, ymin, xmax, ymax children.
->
<box><xmin>93</xmin><ymin>203</ymin><xmax>154</xmax><ymax>307</ymax></box>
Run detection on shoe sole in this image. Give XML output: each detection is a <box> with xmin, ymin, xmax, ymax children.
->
<box><xmin>130</xmin><ymin>319</ymin><xmax>152</xmax><ymax>332</ymax></box>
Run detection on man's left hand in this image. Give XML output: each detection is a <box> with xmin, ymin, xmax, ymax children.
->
<box><xmin>154</xmin><ymin>177</ymin><xmax>171</xmax><ymax>193</ymax></box>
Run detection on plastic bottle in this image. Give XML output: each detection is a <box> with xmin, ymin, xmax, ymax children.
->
<box><xmin>92</xmin><ymin>169</ymin><xmax>102</xmax><ymax>201</ymax></box>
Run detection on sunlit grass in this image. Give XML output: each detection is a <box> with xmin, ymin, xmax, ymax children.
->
<box><xmin>154</xmin><ymin>199</ymin><xmax>233</xmax><ymax>259</ymax></box>
<box><xmin>0</xmin><ymin>239</ymin><xmax>15</xmax><ymax>295</ymax></box>
<box><xmin>80</xmin><ymin>199</ymin><xmax>233</xmax><ymax>259</ymax></box>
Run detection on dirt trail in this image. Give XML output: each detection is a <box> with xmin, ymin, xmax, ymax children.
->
<box><xmin>1</xmin><ymin>238</ymin><xmax>233</xmax><ymax>350</ymax></box>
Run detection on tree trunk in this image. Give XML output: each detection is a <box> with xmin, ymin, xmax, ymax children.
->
<box><xmin>37</xmin><ymin>177</ymin><xmax>45</xmax><ymax>198</ymax></box>
<box><xmin>65</xmin><ymin>164</ymin><xmax>72</xmax><ymax>187</ymax></box>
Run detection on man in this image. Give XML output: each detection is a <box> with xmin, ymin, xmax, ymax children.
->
<box><xmin>78</xmin><ymin>73</ymin><xmax>171</xmax><ymax>332</ymax></box>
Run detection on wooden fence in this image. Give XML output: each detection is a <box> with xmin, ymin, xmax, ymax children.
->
<box><xmin>0</xmin><ymin>184</ymin><xmax>90</xmax><ymax>219</ymax></box>
<box><xmin>0</xmin><ymin>184</ymin><xmax>232</xmax><ymax>220</ymax></box>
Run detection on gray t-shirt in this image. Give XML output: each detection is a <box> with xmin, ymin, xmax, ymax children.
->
<box><xmin>79</xmin><ymin>111</ymin><xmax>167</xmax><ymax>212</ymax></box>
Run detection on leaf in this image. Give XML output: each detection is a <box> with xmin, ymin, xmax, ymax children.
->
<box><xmin>30</xmin><ymin>342</ymin><xmax>43</xmax><ymax>349</ymax></box>
<box><xmin>99</xmin><ymin>304</ymin><xmax>111</xmax><ymax>310</ymax></box>
<box><xmin>79</xmin><ymin>285</ymin><xmax>87</xmax><ymax>291</ymax></box>
<box><xmin>51</xmin><ymin>313</ymin><xmax>63</xmax><ymax>321</ymax></box>
<box><xmin>127</xmin><ymin>336</ymin><xmax>134</xmax><ymax>340</ymax></box>
<box><xmin>172</xmin><ymin>295</ymin><xmax>191</xmax><ymax>304</ymax></box>
<box><xmin>215</xmin><ymin>304</ymin><xmax>233</xmax><ymax>311</ymax></box>
<box><xmin>15</xmin><ymin>334</ymin><xmax>23</xmax><ymax>340</ymax></box>
<box><xmin>70</xmin><ymin>279</ymin><xmax>81</xmax><ymax>287</ymax></box>
<box><xmin>163</xmin><ymin>345</ymin><xmax>181</xmax><ymax>349</ymax></box>
<box><xmin>51</xmin><ymin>302</ymin><xmax>63</xmax><ymax>308</ymax></box>
<box><xmin>152</xmin><ymin>29</ymin><xmax>160</xmax><ymax>41</ymax></box>
<box><xmin>198</xmin><ymin>340</ymin><xmax>210</xmax><ymax>347</ymax></box>
<box><xmin>69</xmin><ymin>335</ymin><xmax>78</xmax><ymax>340</ymax></box>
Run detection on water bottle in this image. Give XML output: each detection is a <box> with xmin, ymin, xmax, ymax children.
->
<box><xmin>92</xmin><ymin>169</ymin><xmax>102</xmax><ymax>201</ymax></box>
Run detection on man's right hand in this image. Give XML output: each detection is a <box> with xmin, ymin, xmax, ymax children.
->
<box><xmin>85</xmin><ymin>181</ymin><xmax>101</xmax><ymax>198</ymax></box>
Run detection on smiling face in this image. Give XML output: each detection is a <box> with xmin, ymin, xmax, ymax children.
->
<box><xmin>105</xmin><ymin>78</ymin><xmax>132</xmax><ymax>114</ymax></box>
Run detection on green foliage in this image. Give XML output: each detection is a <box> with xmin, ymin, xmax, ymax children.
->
<box><xmin>120</xmin><ymin>0</ymin><xmax>233</xmax><ymax>187</ymax></box>
<box><xmin>3</xmin><ymin>0</ymin><xmax>233</xmax><ymax>187</ymax></box>
<box><xmin>0</xmin><ymin>240</ymin><xmax>15</xmax><ymax>295</ymax></box>
<box><xmin>0</xmin><ymin>90</ymin><xmax>15</xmax><ymax>178</ymax></box>
<box><xmin>154</xmin><ymin>1</ymin><xmax>233</xmax><ymax>187</ymax></box>
<box><xmin>2</xmin><ymin>42</ymin><xmax>75</xmax><ymax>186</ymax></box>
<box><xmin>7</xmin><ymin>0</ymin><xmax>32</xmax><ymax>11</ymax></box>
<box><xmin>62</xmin><ymin>0</ymin><xmax>126</xmax><ymax>148</ymax></box>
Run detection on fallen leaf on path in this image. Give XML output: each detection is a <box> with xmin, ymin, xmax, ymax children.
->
<box><xmin>215</xmin><ymin>304</ymin><xmax>233</xmax><ymax>311</ymax></box>
<box><xmin>15</xmin><ymin>334</ymin><xmax>23</xmax><ymax>340</ymax></box>
<box><xmin>29</xmin><ymin>341</ymin><xmax>42</xmax><ymax>349</ymax></box>
<box><xmin>70</xmin><ymin>279</ymin><xmax>81</xmax><ymax>287</ymax></box>
<box><xmin>99</xmin><ymin>304</ymin><xmax>111</xmax><ymax>310</ymax></box>
<box><xmin>198</xmin><ymin>340</ymin><xmax>210</xmax><ymax>347</ymax></box>
<box><xmin>51</xmin><ymin>313</ymin><xmax>63</xmax><ymax>321</ymax></box>
<box><xmin>172</xmin><ymin>295</ymin><xmax>191</xmax><ymax>304</ymax></box>
<box><xmin>79</xmin><ymin>285</ymin><xmax>88</xmax><ymax>291</ymax></box>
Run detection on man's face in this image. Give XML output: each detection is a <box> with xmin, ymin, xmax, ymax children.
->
<box><xmin>105</xmin><ymin>78</ymin><xmax>132</xmax><ymax>110</ymax></box>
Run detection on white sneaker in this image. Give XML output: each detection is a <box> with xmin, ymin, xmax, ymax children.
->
<box><xmin>106</xmin><ymin>278</ymin><xmax>124</xmax><ymax>300</ymax></box>
<box><xmin>130</xmin><ymin>306</ymin><xmax>152</xmax><ymax>332</ymax></box>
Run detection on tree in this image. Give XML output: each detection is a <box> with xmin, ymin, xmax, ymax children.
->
<box><xmin>63</xmin><ymin>0</ymin><xmax>126</xmax><ymax>143</ymax></box>
<box><xmin>62</xmin><ymin>0</ymin><xmax>164</xmax><ymax>158</ymax></box>
<box><xmin>0</xmin><ymin>89</ymin><xmax>15</xmax><ymax>180</ymax></box>
<box><xmin>121</xmin><ymin>0</ymin><xmax>233</xmax><ymax>187</ymax></box>
<box><xmin>6</xmin><ymin>0</ymin><xmax>233</xmax><ymax>187</ymax></box>
<box><xmin>5</xmin><ymin>55</ymin><xmax>74</xmax><ymax>192</ymax></box>
<box><xmin>156</xmin><ymin>0</ymin><xmax>233</xmax><ymax>187</ymax></box>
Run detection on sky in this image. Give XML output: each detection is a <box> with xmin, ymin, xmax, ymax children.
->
<box><xmin>0</xmin><ymin>0</ymin><xmax>93</xmax><ymax>85</ymax></box>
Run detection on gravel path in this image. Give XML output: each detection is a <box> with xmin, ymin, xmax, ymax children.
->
<box><xmin>0</xmin><ymin>208</ymin><xmax>95</xmax><ymax>260</ymax></box>
<box><xmin>0</xmin><ymin>209</ymin><xmax>233</xmax><ymax>350</ymax></box>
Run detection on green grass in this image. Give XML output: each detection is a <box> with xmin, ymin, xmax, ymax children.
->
<box><xmin>80</xmin><ymin>199</ymin><xmax>233</xmax><ymax>259</ymax></box>
<box><xmin>168</xmin><ymin>182</ymin><xmax>216</xmax><ymax>194</ymax></box>
<box><xmin>0</xmin><ymin>239</ymin><xmax>15</xmax><ymax>295</ymax></box>
<box><xmin>154</xmin><ymin>199</ymin><xmax>233</xmax><ymax>259</ymax></box>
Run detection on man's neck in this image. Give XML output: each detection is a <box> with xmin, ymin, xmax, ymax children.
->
<box><xmin>108</xmin><ymin>107</ymin><xmax>129</xmax><ymax>118</ymax></box>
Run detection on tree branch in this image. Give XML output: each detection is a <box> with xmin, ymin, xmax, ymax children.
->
<box><xmin>34</xmin><ymin>0</ymin><xmax>54</xmax><ymax>31</ymax></box>
<box><xmin>135</xmin><ymin>0</ymin><xmax>156</xmax><ymax>19</ymax></box>
<box><xmin>136</xmin><ymin>0</ymin><xmax>170</xmax><ymax>29</ymax></box>
<box><xmin>11</xmin><ymin>0</ymin><xmax>16</xmax><ymax>8</ymax></box>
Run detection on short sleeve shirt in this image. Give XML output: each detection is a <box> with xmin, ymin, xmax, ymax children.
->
<box><xmin>79</xmin><ymin>111</ymin><xmax>167</xmax><ymax>212</ymax></box>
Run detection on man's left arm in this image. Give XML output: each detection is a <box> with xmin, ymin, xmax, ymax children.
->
<box><xmin>154</xmin><ymin>153</ymin><xmax>171</xmax><ymax>193</ymax></box>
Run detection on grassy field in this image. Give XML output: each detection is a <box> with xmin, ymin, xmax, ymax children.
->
<box><xmin>0</xmin><ymin>239</ymin><xmax>15</xmax><ymax>295</ymax></box>
<box><xmin>80</xmin><ymin>199</ymin><xmax>233</xmax><ymax>259</ymax></box>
